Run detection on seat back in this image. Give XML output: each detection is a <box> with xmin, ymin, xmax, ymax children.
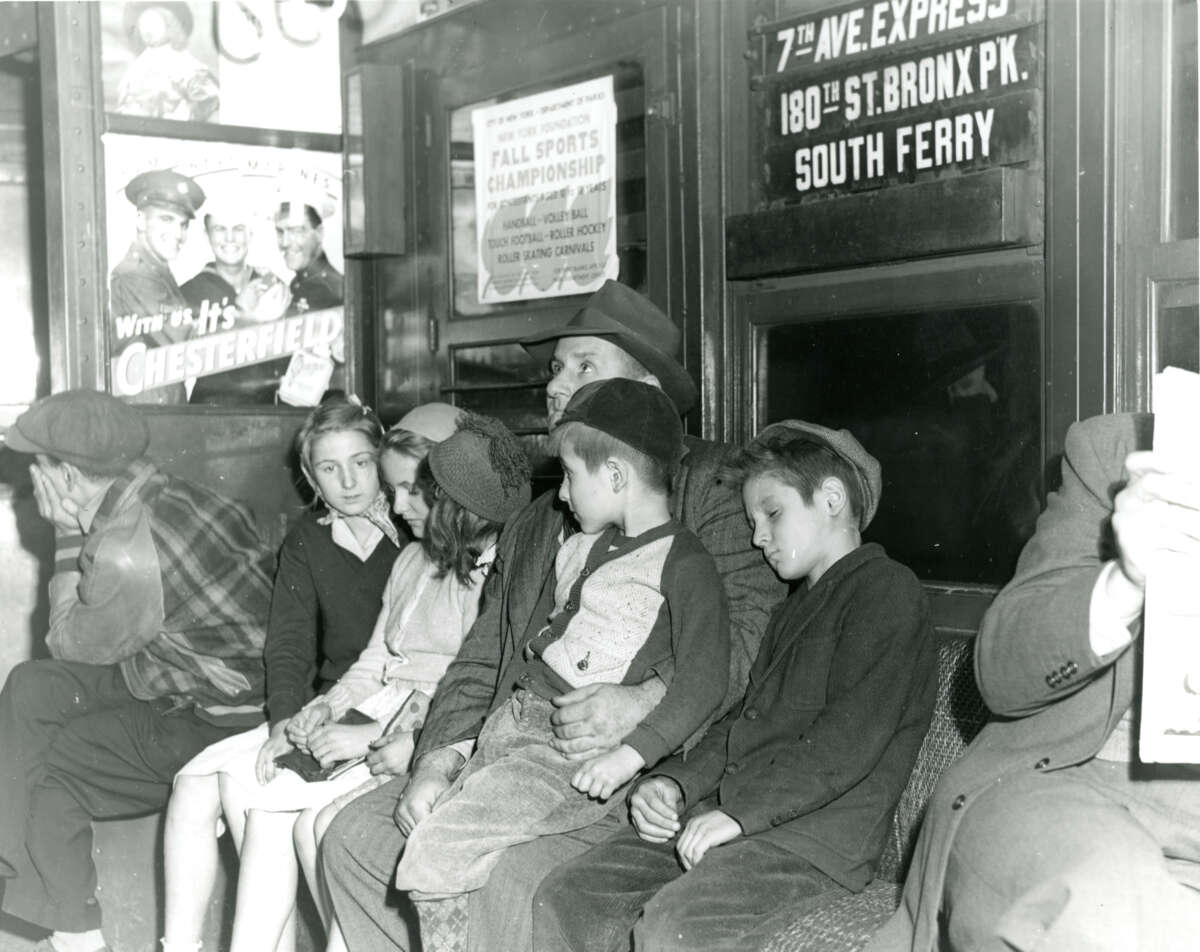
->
<box><xmin>874</xmin><ymin>634</ymin><xmax>988</xmax><ymax>883</ymax></box>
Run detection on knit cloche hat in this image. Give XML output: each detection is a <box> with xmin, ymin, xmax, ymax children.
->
<box><xmin>428</xmin><ymin>413</ymin><xmax>532</xmax><ymax>525</ymax></box>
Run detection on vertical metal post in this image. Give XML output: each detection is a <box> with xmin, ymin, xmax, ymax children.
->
<box><xmin>38</xmin><ymin>1</ymin><xmax>107</xmax><ymax>392</ymax></box>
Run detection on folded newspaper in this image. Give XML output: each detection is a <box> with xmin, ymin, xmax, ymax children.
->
<box><xmin>1138</xmin><ymin>366</ymin><xmax>1200</xmax><ymax>763</ymax></box>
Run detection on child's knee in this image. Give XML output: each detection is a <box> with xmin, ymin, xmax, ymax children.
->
<box><xmin>168</xmin><ymin>774</ymin><xmax>221</xmax><ymax>823</ymax></box>
<box><xmin>635</xmin><ymin>894</ymin><xmax>692</xmax><ymax>952</ymax></box>
<box><xmin>312</xmin><ymin>801</ymin><xmax>340</xmax><ymax>844</ymax></box>
<box><xmin>293</xmin><ymin>807</ymin><xmax>317</xmax><ymax>850</ymax></box>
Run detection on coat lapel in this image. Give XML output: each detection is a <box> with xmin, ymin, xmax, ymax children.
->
<box><xmin>752</xmin><ymin>545</ymin><xmax>885</xmax><ymax>687</ymax></box>
<box><xmin>504</xmin><ymin>493</ymin><xmax>567</xmax><ymax>648</ymax></box>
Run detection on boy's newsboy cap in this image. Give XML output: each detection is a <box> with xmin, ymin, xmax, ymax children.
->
<box><xmin>4</xmin><ymin>389</ymin><xmax>150</xmax><ymax>475</ymax></box>
<box><xmin>555</xmin><ymin>377</ymin><xmax>684</xmax><ymax>474</ymax></box>
<box><xmin>755</xmin><ymin>420</ymin><xmax>882</xmax><ymax>530</ymax></box>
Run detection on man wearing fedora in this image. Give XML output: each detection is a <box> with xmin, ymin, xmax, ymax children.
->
<box><xmin>0</xmin><ymin>390</ymin><xmax>274</xmax><ymax>952</ymax></box>
<box><xmin>321</xmin><ymin>280</ymin><xmax>786</xmax><ymax>952</ymax></box>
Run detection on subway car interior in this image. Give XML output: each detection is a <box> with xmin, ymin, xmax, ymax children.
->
<box><xmin>0</xmin><ymin>0</ymin><xmax>1196</xmax><ymax>950</ymax></box>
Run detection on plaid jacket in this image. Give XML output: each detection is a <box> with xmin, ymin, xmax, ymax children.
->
<box><xmin>48</xmin><ymin>459</ymin><xmax>274</xmax><ymax>723</ymax></box>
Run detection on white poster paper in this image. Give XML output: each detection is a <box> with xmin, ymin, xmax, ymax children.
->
<box><xmin>472</xmin><ymin>75</ymin><xmax>618</xmax><ymax>303</ymax></box>
<box><xmin>1139</xmin><ymin>366</ymin><xmax>1200</xmax><ymax>762</ymax></box>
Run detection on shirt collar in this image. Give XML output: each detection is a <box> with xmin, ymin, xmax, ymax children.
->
<box><xmin>318</xmin><ymin>492</ymin><xmax>401</xmax><ymax>556</ymax></box>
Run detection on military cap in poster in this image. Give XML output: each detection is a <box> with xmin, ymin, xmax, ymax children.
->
<box><xmin>124</xmin><ymin>169</ymin><xmax>206</xmax><ymax>219</ymax></box>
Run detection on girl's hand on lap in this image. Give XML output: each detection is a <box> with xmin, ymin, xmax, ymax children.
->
<box><xmin>256</xmin><ymin>720</ymin><xmax>294</xmax><ymax>785</ymax></box>
<box><xmin>365</xmin><ymin>730</ymin><xmax>416</xmax><ymax>776</ymax></box>
<box><xmin>675</xmin><ymin>809</ymin><xmax>742</xmax><ymax>871</ymax></box>
<box><xmin>287</xmin><ymin>702</ymin><xmax>332</xmax><ymax>747</ymax></box>
<box><xmin>308</xmin><ymin>721</ymin><xmax>382</xmax><ymax>767</ymax></box>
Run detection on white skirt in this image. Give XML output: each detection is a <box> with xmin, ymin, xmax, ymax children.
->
<box><xmin>175</xmin><ymin>722</ymin><xmax>373</xmax><ymax>813</ymax></box>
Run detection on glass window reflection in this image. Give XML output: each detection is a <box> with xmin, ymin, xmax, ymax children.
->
<box><xmin>764</xmin><ymin>305</ymin><xmax>1042</xmax><ymax>584</ymax></box>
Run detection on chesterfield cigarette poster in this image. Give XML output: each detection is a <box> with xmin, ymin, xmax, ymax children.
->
<box><xmin>472</xmin><ymin>75</ymin><xmax>619</xmax><ymax>304</ymax></box>
<box><xmin>103</xmin><ymin>134</ymin><xmax>343</xmax><ymax>406</ymax></box>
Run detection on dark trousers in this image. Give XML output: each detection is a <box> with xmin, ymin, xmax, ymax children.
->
<box><xmin>0</xmin><ymin>660</ymin><xmax>235</xmax><ymax>931</ymax></box>
<box><xmin>533</xmin><ymin>819</ymin><xmax>849</xmax><ymax>952</ymax></box>
<box><xmin>322</xmin><ymin>775</ymin><xmax>421</xmax><ymax>952</ymax></box>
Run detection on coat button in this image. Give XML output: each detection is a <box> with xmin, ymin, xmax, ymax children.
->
<box><xmin>744</xmin><ymin>708</ymin><xmax>759</xmax><ymax>720</ymax></box>
<box><xmin>724</xmin><ymin>764</ymin><xmax>738</xmax><ymax>775</ymax></box>
<box><xmin>951</xmin><ymin>794</ymin><xmax>966</xmax><ymax>810</ymax></box>
<box><xmin>1035</xmin><ymin>757</ymin><xmax>1050</xmax><ymax>770</ymax></box>
<box><xmin>565</xmin><ymin>601</ymin><xmax>576</xmax><ymax>612</ymax></box>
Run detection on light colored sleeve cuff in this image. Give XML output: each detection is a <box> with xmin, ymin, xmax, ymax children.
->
<box><xmin>447</xmin><ymin>738</ymin><xmax>475</xmax><ymax>763</ymax></box>
<box><xmin>1089</xmin><ymin>560</ymin><xmax>1143</xmax><ymax>657</ymax></box>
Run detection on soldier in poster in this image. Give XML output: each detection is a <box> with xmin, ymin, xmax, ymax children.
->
<box><xmin>275</xmin><ymin>199</ymin><xmax>343</xmax><ymax>314</ymax></box>
<box><xmin>274</xmin><ymin>199</ymin><xmax>346</xmax><ymax>404</ymax></box>
<box><xmin>108</xmin><ymin>168</ymin><xmax>205</xmax><ymax>405</ymax></box>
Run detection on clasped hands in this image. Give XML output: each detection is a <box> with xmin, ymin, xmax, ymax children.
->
<box><xmin>631</xmin><ymin>777</ymin><xmax>742</xmax><ymax>871</ymax></box>
<box><xmin>254</xmin><ymin>701</ymin><xmax>403</xmax><ymax>785</ymax></box>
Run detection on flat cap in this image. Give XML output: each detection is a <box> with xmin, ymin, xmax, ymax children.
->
<box><xmin>755</xmin><ymin>420</ymin><xmax>882</xmax><ymax>530</ymax></box>
<box><xmin>4</xmin><ymin>389</ymin><xmax>149</xmax><ymax>475</ymax></box>
<box><xmin>125</xmin><ymin>169</ymin><xmax>206</xmax><ymax>219</ymax></box>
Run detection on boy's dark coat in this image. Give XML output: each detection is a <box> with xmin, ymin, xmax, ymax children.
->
<box><xmin>655</xmin><ymin>543</ymin><xmax>937</xmax><ymax>891</ymax></box>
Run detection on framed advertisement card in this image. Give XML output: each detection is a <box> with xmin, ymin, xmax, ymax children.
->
<box><xmin>102</xmin><ymin>133</ymin><xmax>344</xmax><ymax>406</ymax></box>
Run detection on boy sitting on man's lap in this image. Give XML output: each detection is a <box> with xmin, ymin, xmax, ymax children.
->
<box><xmin>394</xmin><ymin>378</ymin><xmax>729</xmax><ymax>909</ymax></box>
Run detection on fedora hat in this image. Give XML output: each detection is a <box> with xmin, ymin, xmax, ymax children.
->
<box><xmin>521</xmin><ymin>280</ymin><xmax>697</xmax><ymax>415</ymax></box>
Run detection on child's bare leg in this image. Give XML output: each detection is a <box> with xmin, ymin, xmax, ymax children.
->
<box><xmin>294</xmin><ymin>806</ymin><xmax>329</xmax><ymax>927</ymax></box>
<box><xmin>324</xmin><ymin>920</ymin><xmax>349</xmax><ymax>952</ymax></box>
<box><xmin>228</xmin><ymin>809</ymin><xmax>301</xmax><ymax>952</ymax></box>
<box><xmin>312</xmin><ymin>799</ymin><xmax>349</xmax><ymax>951</ymax></box>
<box><xmin>218</xmin><ymin>772</ymin><xmax>251</xmax><ymax>852</ymax></box>
<box><xmin>163</xmin><ymin>773</ymin><xmax>222</xmax><ymax>949</ymax></box>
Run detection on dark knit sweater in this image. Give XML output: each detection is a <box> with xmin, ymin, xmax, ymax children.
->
<box><xmin>264</xmin><ymin>510</ymin><xmax>400</xmax><ymax>724</ymax></box>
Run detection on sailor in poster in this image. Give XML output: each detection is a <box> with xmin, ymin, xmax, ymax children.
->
<box><xmin>182</xmin><ymin>197</ymin><xmax>291</xmax><ymax>405</ymax></box>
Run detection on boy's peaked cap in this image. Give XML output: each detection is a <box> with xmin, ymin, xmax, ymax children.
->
<box><xmin>555</xmin><ymin>378</ymin><xmax>684</xmax><ymax>474</ymax></box>
<box><xmin>520</xmin><ymin>280</ymin><xmax>697</xmax><ymax>416</ymax></box>
<box><xmin>756</xmin><ymin>420</ymin><xmax>882</xmax><ymax>530</ymax></box>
